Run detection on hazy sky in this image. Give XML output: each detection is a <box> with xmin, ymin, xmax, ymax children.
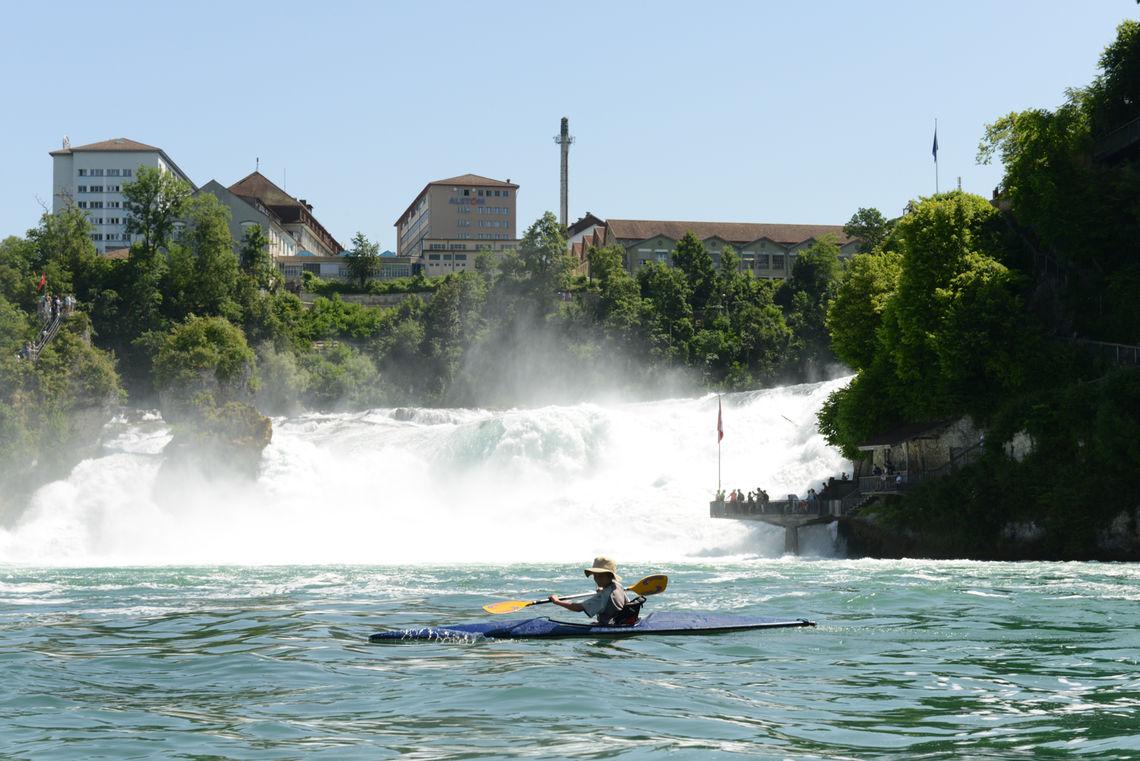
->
<box><xmin>4</xmin><ymin>1</ymin><xmax>1136</xmax><ymax>251</ymax></box>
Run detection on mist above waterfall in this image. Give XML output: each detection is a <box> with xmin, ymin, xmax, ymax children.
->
<box><xmin>0</xmin><ymin>379</ymin><xmax>852</xmax><ymax>566</ymax></box>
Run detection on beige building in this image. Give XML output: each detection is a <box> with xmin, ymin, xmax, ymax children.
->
<box><xmin>395</xmin><ymin>174</ymin><xmax>520</xmax><ymax>276</ymax></box>
<box><xmin>571</xmin><ymin>219</ymin><xmax>860</xmax><ymax>280</ymax></box>
<box><xmin>49</xmin><ymin>137</ymin><xmax>197</xmax><ymax>254</ymax></box>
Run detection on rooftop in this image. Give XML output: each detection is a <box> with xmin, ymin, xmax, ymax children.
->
<box><xmin>605</xmin><ymin>219</ymin><xmax>854</xmax><ymax>246</ymax></box>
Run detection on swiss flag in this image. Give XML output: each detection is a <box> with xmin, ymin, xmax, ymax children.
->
<box><xmin>37</xmin><ymin>271</ymin><xmax>45</xmax><ymax>291</ymax></box>
<box><xmin>717</xmin><ymin>398</ymin><xmax>724</xmax><ymax>442</ymax></box>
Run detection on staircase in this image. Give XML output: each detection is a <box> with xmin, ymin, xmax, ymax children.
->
<box><xmin>28</xmin><ymin>314</ymin><xmax>64</xmax><ymax>362</ymax></box>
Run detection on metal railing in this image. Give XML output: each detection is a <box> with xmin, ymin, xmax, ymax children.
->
<box><xmin>25</xmin><ymin>314</ymin><xmax>64</xmax><ymax>362</ymax></box>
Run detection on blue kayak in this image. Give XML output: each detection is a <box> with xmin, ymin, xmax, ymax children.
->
<box><xmin>369</xmin><ymin>611</ymin><xmax>815</xmax><ymax>641</ymax></box>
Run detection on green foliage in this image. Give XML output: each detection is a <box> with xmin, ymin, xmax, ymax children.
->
<box><xmin>239</xmin><ymin>224</ymin><xmax>276</xmax><ymax>291</ymax></box>
<box><xmin>1086</xmin><ymin>20</ymin><xmax>1140</xmax><ymax>135</ymax></box>
<box><xmin>166</xmin><ymin>193</ymin><xmax>240</xmax><ymax>320</ymax></box>
<box><xmin>299</xmin><ymin>341</ymin><xmax>383</xmax><ymax>409</ymax></box>
<box><xmin>153</xmin><ymin>316</ymin><xmax>257</xmax><ymax>419</ymax></box>
<box><xmin>0</xmin><ymin>309</ymin><xmax>121</xmax><ymax>508</ymax></box>
<box><xmin>978</xmin><ymin>19</ymin><xmax>1140</xmax><ymax>343</ymax></box>
<box><xmin>123</xmin><ymin>165</ymin><xmax>192</xmax><ymax>260</ymax></box>
<box><xmin>514</xmin><ymin>212</ymin><xmax>574</xmax><ymax>305</ymax></box>
<box><xmin>820</xmin><ymin>192</ymin><xmax>1042</xmax><ymax>453</ymax></box>
<box><xmin>344</xmin><ymin>231</ymin><xmax>381</xmax><ymax>288</ymax></box>
<box><xmin>843</xmin><ymin>207</ymin><xmax>893</xmax><ymax>253</ymax></box>
<box><xmin>778</xmin><ymin>235</ymin><xmax>845</xmax><ymax>371</ymax></box>
<box><xmin>671</xmin><ymin>232</ymin><xmax>716</xmax><ymax>311</ymax></box>
<box><xmin>827</xmin><ymin>250</ymin><xmax>902</xmax><ymax>370</ymax></box>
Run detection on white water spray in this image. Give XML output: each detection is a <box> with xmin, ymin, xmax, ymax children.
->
<box><xmin>0</xmin><ymin>378</ymin><xmax>852</xmax><ymax>566</ymax></box>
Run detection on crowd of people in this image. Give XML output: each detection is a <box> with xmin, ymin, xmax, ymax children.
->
<box><xmin>714</xmin><ymin>473</ymin><xmax>855</xmax><ymax>515</ymax></box>
<box><xmin>16</xmin><ymin>293</ymin><xmax>76</xmax><ymax>362</ymax></box>
<box><xmin>872</xmin><ymin>463</ymin><xmax>904</xmax><ymax>489</ymax></box>
<box><xmin>39</xmin><ymin>293</ymin><xmax>76</xmax><ymax>321</ymax></box>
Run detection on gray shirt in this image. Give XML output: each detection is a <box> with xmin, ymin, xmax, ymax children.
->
<box><xmin>580</xmin><ymin>582</ymin><xmax>628</xmax><ymax>625</ymax></box>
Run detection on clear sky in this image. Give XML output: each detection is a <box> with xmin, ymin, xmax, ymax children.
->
<box><xmin>3</xmin><ymin>0</ymin><xmax>1137</xmax><ymax>251</ymax></box>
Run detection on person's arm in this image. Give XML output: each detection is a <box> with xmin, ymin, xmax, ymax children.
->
<box><xmin>548</xmin><ymin>594</ymin><xmax>585</xmax><ymax>612</ymax></box>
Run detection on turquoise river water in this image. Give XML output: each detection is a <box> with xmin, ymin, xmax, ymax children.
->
<box><xmin>1</xmin><ymin>381</ymin><xmax>1137</xmax><ymax>758</ymax></box>
<box><xmin>2</xmin><ymin>561</ymin><xmax>1137</xmax><ymax>760</ymax></box>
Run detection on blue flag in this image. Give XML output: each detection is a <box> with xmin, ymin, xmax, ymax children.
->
<box><xmin>932</xmin><ymin>129</ymin><xmax>939</xmax><ymax>161</ymax></box>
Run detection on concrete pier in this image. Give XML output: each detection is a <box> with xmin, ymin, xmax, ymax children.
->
<box><xmin>709</xmin><ymin>500</ymin><xmax>836</xmax><ymax>554</ymax></box>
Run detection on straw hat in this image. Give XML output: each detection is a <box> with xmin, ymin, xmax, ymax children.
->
<box><xmin>583</xmin><ymin>556</ymin><xmax>621</xmax><ymax>581</ymax></box>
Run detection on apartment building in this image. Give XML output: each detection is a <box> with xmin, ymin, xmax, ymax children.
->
<box><xmin>49</xmin><ymin>137</ymin><xmax>197</xmax><ymax>254</ymax></box>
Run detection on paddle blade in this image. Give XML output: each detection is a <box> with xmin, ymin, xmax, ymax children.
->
<box><xmin>628</xmin><ymin>574</ymin><xmax>668</xmax><ymax>596</ymax></box>
<box><xmin>483</xmin><ymin>599</ymin><xmax>535</xmax><ymax>615</ymax></box>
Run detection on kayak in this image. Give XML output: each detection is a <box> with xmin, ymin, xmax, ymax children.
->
<box><xmin>369</xmin><ymin>611</ymin><xmax>815</xmax><ymax>641</ymax></box>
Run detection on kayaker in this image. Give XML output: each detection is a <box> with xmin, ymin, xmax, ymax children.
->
<box><xmin>549</xmin><ymin>556</ymin><xmax>630</xmax><ymax>625</ymax></box>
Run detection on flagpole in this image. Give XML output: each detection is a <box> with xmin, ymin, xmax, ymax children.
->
<box><xmin>716</xmin><ymin>396</ymin><xmax>723</xmax><ymax>495</ymax></box>
<box><xmin>933</xmin><ymin>118</ymin><xmax>939</xmax><ymax>194</ymax></box>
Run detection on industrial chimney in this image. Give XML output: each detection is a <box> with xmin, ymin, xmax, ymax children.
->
<box><xmin>554</xmin><ymin>117</ymin><xmax>574</xmax><ymax>228</ymax></box>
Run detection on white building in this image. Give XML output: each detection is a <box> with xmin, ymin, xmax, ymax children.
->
<box><xmin>197</xmin><ymin>180</ymin><xmax>298</xmax><ymax>263</ymax></box>
<box><xmin>49</xmin><ymin>137</ymin><xmax>197</xmax><ymax>254</ymax></box>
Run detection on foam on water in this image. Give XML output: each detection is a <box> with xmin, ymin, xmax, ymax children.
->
<box><xmin>0</xmin><ymin>378</ymin><xmax>853</xmax><ymax>566</ymax></box>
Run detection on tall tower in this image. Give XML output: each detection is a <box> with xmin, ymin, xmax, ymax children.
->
<box><xmin>553</xmin><ymin>116</ymin><xmax>574</xmax><ymax>227</ymax></box>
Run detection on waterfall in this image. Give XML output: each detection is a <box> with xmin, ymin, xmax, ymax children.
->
<box><xmin>0</xmin><ymin>378</ymin><xmax>852</xmax><ymax>566</ymax></box>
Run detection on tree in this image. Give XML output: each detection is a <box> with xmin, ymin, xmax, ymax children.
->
<box><xmin>827</xmin><ymin>249</ymin><xmax>903</xmax><ymax>371</ymax></box>
<box><xmin>1085</xmin><ymin>20</ymin><xmax>1140</xmax><ymax>135</ymax></box>
<box><xmin>154</xmin><ymin>315</ymin><xmax>256</xmax><ymax>396</ymax></box>
<box><xmin>587</xmin><ymin>243</ymin><xmax>626</xmax><ymax>284</ymax></box>
<box><xmin>25</xmin><ymin>201</ymin><xmax>105</xmax><ymax>304</ymax></box>
<box><xmin>239</xmin><ymin>224</ymin><xmax>276</xmax><ymax>291</ymax></box>
<box><xmin>844</xmin><ymin>207</ymin><xmax>893</xmax><ymax>254</ymax></box>
<box><xmin>671</xmin><ymin>231</ymin><xmax>715</xmax><ymax>312</ymax></box>
<box><xmin>344</xmin><ymin>231</ymin><xmax>380</xmax><ymax>288</ymax></box>
<box><xmin>183</xmin><ymin>193</ymin><xmax>239</xmax><ymax>317</ymax></box>
<box><xmin>778</xmin><ymin>235</ymin><xmax>844</xmax><ymax>367</ymax></box>
<box><xmin>517</xmin><ymin>211</ymin><xmax>574</xmax><ymax>296</ymax></box>
<box><xmin>123</xmin><ymin>165</ymin><xmax>192</xmax><ymax>261</ymax></box>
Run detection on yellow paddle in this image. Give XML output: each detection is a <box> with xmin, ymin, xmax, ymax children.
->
<box><xmin>483</xmin><ymin>574</ymin><xmax>668</xmax><ymax>614</ymax></box>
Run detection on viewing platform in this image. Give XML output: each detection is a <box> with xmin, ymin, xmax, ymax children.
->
<box><xmin>710</xmin><ymin>471</ymin><xmax>923</xmax><ymax>553</ymax></box>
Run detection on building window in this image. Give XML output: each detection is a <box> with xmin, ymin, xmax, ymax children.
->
<box><xmin>89</xmin><ymin>186</ymin><xmax>103</xmax><ymax>193</ymax></box>
<box><xmin>122</xmin><ymin>169</ymin><xmax>132</xmax><ymax>177</ymax></box>
<box><xmin>77</xmin><ymin>201</ymin><xmax>87</xmax><ymax>209</ymax></box>
<box><xmin>91</xmin><ymin>169</ymin><xmax>104</xmax><ymax>176</ymax></box>
<box><xmin>89</xmin><ymin>201</ymin><xmax>103</xmax><ymax>209</ymax></box>
<box><xmin>503</xmin><ymin>190</ymin><xmax>509</xmax><ymax>197</ymax></box>
<box><xmin>772</xmin><ymin>254</ymin><xmax>785</xmax><ymax>270</ymax></box>
<box><xmin>757</xmin><ymin>254</ymin><xmax>770</xmax><ymax>268</ymax></box>
<box><xmin>77</xmin><ymin>185</ymin><xmax>88</xmax><ymax>193</ymax></box>
<box><xmin>106</xmin><ymin>169</ymin><xmax>120</xmax><ymax>176</ymax></box>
